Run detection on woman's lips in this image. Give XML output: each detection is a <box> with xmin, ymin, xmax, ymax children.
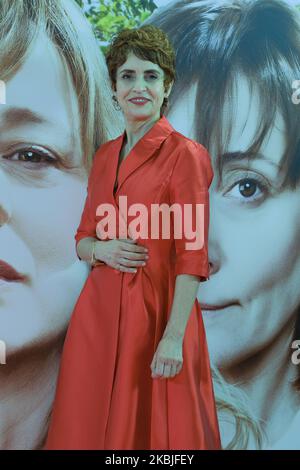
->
<box><xmin>0</xmin><ymin>260</ymin><xmax>27</xmax><ymax>282</ymax></box>
<box><xmin>129</xmin><ymin>98</ymin><xmax>150</xmax><ymax>106</ymax></box>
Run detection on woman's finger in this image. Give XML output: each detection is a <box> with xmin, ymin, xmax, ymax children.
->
<box><xmin>121</xmin><ymin>242</ymin><xmax>148</xmax><ymax>254</ymax></box>
<box><xmin>119</xmin><ymin>258</ymin><xmax>146</xmax><ymax>267</ymax></box>
<box><xmin>163</xmin><ymin>363</ymin><xmax>171</xmax><ymax>377</ymax></box>
<box><xmin>118</xmin><ymin>264</ymin><xmax>137</xmax><ymax>273</ymax></box>
<box><xmin>157</xmin><ymin>361</ymin><xmax>165</xmax><ymax>377</ymax></box>
<box><xmin>169</xmin><ymin>363</ymin><xmax>178</xmax><ymax>377</ymax></box>
<box><xmin>121</xmin><ymin>251</ymin><xmax>148</xmax><ymax>261</ymax></box>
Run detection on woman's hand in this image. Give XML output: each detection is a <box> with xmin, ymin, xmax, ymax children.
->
<box><xmin>151</xmin><ymin>334</ymin><xmax>183</xmax><ymax>379</ymax></box>
<box><xmin>94</xmin><ymin>238</ymin><xmax>148</xmax><ymax>272</ymax></box>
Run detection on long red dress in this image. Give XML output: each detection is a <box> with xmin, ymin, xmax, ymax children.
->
<box><xmin>45</xmin><ymin>115</ymin><xmax>221</xmax><ymax>450</ymax></box>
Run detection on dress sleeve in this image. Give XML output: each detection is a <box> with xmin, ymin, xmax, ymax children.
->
<box><xmin>74</xmin><ymin>150</ymin><xmax>102</xmax><ymax>262</ymax></box>
<box><xmin>169</xmin><ymin>141</ymin><xmax>214</xmax><ymax>281</ymax></box>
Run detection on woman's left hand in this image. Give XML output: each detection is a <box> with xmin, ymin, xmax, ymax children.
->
<box><xmin>150</xmin><ymin>335</ymin><xmax>183</xmax><ymax>379</ymax></box>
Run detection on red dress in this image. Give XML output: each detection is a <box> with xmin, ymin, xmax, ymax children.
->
<box><xmin>45</xmin><ymin>116</ymin><xmax>221</xmax><ymax>450</ymax></box>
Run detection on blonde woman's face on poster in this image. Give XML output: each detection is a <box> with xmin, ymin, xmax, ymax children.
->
<box><xmin>168</xmin><ymin>73</ymin><xmax>300</xmax><ymax>369</ymax></box>
<box><xmin>0</xmin><ymin>33</ymin><xmax>89</xmax><ymax>352</ymax></box>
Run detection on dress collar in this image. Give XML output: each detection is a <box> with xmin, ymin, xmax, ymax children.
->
<box><xmin>118</xmin><ymin>114</ymin><xmax>175</xmax><ymax>151</ymax></box>
<box><xmin>112</xmin><ymin>115</ymin><xmax>175</xmax><ymax>196</ymax></box>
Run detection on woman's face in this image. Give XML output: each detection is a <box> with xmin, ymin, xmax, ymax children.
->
<box><xmin>115</xmin><ymin>52</ymin><xmax>170</xmax><ymax>123</ymax></box>
<box><xmin>168</xmin><ymin>74</ymin><xmax>300</xmax><ymax>369</ymax></box>
<box><xmin>0</xmin><ymin>32</ymin><xmax>89</xmax><ymax>352</ymax></box>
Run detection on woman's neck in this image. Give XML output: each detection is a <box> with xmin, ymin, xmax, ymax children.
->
<box><xmin>0</xmin><ymin>342</ymin><xmax>63</xmax><ymax>449</ymax></box>
<box><xmin>222</xmin><ymin>319</ymin><xmax>300</xmax><ymax>448</ymax></box>
<box><xmin>124</xmin><ymin>114</ymin><xmax>161</xmax><ymax>150</ymax></box>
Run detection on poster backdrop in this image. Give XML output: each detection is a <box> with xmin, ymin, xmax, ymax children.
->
<box><xmin>0</xmin><ymin>0</ymin><xmax>300</xmax><ymax>450</ymax></box>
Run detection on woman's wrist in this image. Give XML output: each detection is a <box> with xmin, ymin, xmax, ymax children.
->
<box><xmin>90</xmin><ymin>239</ymin><xmax>97</xmax><ymax>265</ymax></box>
<box><xmin>162</xmin><ymin>327</ymin><xmax>184</xmax><ymax>343</ymax></box>
<box><xmin>92</xmin><ymin>239</ymin><xmax>105</xmax><ymax>266</ymax></box>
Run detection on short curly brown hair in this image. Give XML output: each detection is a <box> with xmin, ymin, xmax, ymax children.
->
<box><xmin>105</xmin><ymin>25</ymin><xmax>176</xmax><ymax>114</ymax></box>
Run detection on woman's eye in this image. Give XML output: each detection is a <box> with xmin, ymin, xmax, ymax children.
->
<box><xmin>3</xmin><ymin>148</ymin><xmax>58</xmax><ymax>168</ymax></box>
<box><xmin>224</xmin><ymin>175</ymin><xmax>270</xmax><ymax>204</ymax></box>
<box><xmin>121</xmin><ymin>73</ymin><xmax>158</xmax><ymax>80</ymax></box>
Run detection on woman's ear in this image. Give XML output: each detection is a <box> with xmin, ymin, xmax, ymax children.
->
<box><xmin>165</xmin><ymin>81</ymin><xmax>174</xmax><ymax>97</ymax></box>
<box><xmin>111</xmin><ymin>80</ymin><xmax>117</xmax><ymax>93</ymax></box>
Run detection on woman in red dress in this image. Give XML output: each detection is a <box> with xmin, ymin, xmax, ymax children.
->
<box><xmin>45</xmin><ymin>25</ymin><xmax>221</xmax><ymax>450</ymax></box>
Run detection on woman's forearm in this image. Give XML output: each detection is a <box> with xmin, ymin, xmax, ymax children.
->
<box><xmin>76</xmin><ymin>237</ymin><xmax>96</xmax><ymax>263</ymax></box>
<box><xmin>163</xmin><ymin>274</ymin><xmax>200</xmax><ymax>341</ymax></box>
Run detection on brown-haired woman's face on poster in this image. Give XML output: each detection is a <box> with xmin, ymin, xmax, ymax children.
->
<box><xmin>168</xmin><ymin>73</ymin><xmax>300</xmax><ymax>371</ymax></box>
<box><xmin>0</xmin><ymin>31</ymin><xmax>89</xmax><ymax>355</ymax></box>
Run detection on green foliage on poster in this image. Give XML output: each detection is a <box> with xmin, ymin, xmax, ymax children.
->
<box><xmin>76</xmin><ymin>0</ymin><xmax>157</xmax><ymax>50</ymax></box>
<box><xmin>76</xmin><ymin>1</ymin><xmax>300</xmax><ymax>52</ymax></box>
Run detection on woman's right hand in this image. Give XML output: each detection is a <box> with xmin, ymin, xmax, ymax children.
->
<box><xmin>94</xmin><ymin>238</ymin><xmax>149</xmax><ymax>273</ymax></box>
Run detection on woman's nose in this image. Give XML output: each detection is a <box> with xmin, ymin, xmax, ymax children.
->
<box><xmin>132</xmin><ymin>76</ymin><xmax>147</xmax><ymax>92</ymax></box>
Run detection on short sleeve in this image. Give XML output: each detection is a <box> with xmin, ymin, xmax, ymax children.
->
<box><xmin>169</xmin><ymin>141</ymin><xmax>213</xmax><ymax>281</ymax></box>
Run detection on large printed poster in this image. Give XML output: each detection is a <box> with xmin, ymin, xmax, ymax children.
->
<box><xmin>0</xmin><ymin>0</ymin><xmax>300</xmax><ymax>450</ymax></box>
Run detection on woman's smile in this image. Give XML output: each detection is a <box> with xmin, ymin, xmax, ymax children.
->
<box><xmin>128</xmin><ymin>97</ymin><xmax>151</xmax><ymax>105</ymax></box>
